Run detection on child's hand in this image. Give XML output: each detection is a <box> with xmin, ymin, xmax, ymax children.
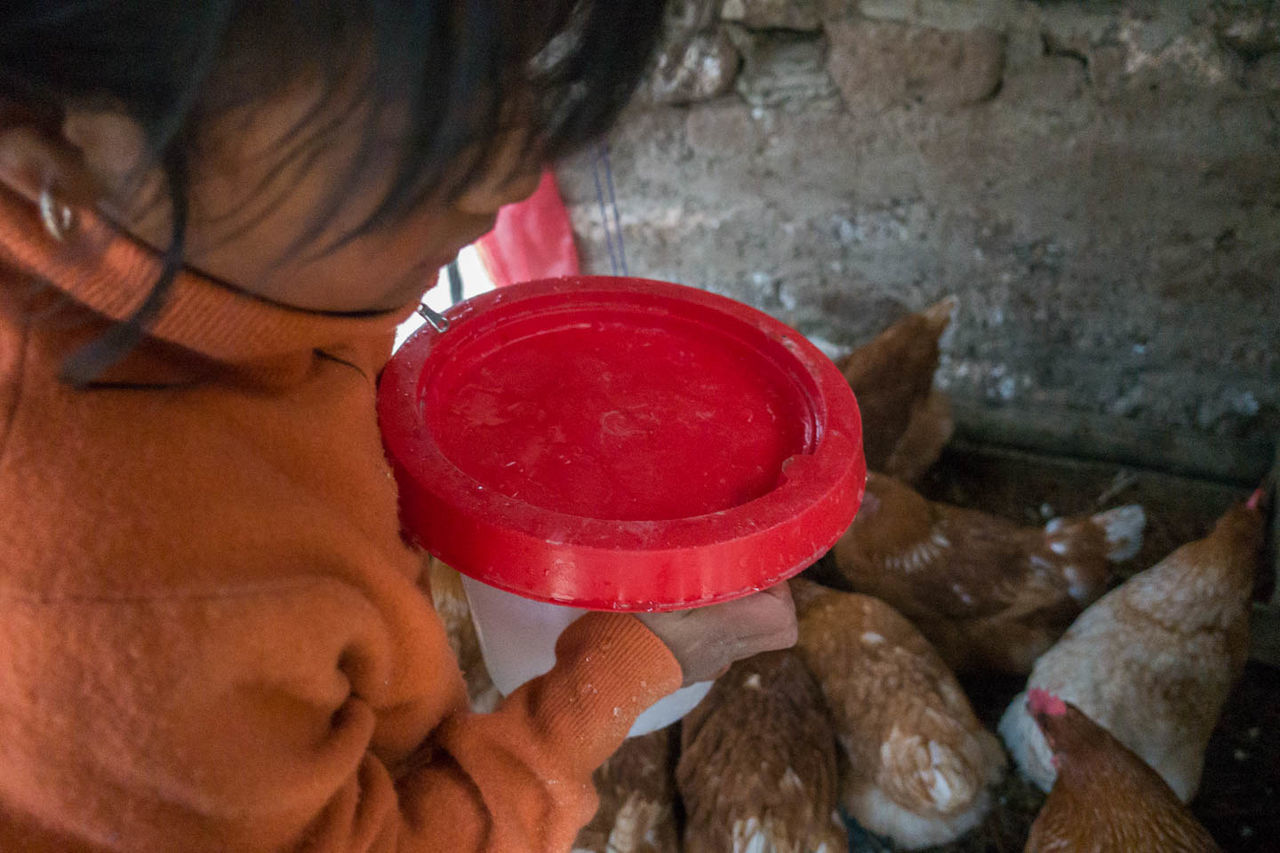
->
<box><xmin>636</xmin><ymin>582</ymin><xmax>798</xmax><ymax>686</ymax></box>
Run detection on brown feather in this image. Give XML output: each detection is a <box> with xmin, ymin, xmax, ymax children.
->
<box><xmin>840</xmin><ymin>296</ymin><xmax>956</xmax><ymax>478</ymax></box>
<box><xmin>831</xmin><ymin>472</ymin><xmax>1143</xmax><ymax>672</ymax></box>
<box><xmin>791</xmin><ymin>580</ymin><xmax>1005</xmax><ymax>849</ymax></box>
<box><xmin>1025</xmin><ymin>696</ymin><xmax>1221</xmax><ymax>852</ymax></box>
<box><xmin>1000</xmin><ymin>499</ymin><xmax>1264</xmax><ymax>802</ymax></box>
<box><xmin>883</xmin><ymin>389</ymin><xmax>954</xmax><ymax>484</ymax></box>
<box><xmin>678</xmin><ymin>649</ymin><xmax>847</xmax><ymax>853</ymax></box>
<box><xmin>575</xmin><ymin>729</ymin><xmax>679</xmax><ymax>853</ymax></box>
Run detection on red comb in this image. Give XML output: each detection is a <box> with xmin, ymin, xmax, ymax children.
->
<box><xmin>1246</xmin><ymin>489</ymin><xmax>1264</xmax><ymax>511</ymax></box>
<box><xmin>1028</xmin><ymin>689</ymin><xmax>1067</xmax><ymax>717</ymax></box>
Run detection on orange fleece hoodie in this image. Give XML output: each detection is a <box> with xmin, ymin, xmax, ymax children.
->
<box><xmin>0</xmin><ymin>189</ymin><xmax>682</xmax><ymax>853</ymax></box>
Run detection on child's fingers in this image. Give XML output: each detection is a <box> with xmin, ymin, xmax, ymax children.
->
<box><xmin>637</xmin><ymin>582</ymin><xmax>798</xmax><ymax>685</ymax></box>
<box><xmin>713</xmin><ymin>586</ymin><xmax>798</xmax><ymax>656</ymax></box>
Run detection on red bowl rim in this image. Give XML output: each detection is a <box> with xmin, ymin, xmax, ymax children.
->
<box><xmin>378</xmin><ymin>275</ymin><xmax>866</xmax><ymax>611</ymax></box>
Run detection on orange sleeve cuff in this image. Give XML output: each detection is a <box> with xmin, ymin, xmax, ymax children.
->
<box><xmin>542</xmin><ymin>612</ymin><xmax>683</xmax><ymax>754</ymax></box>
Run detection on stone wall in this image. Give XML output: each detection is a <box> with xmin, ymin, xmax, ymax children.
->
<box><xmin>557</xmin><ymin>0</ymin><xmax>1280</xmax><ymax>449</ymax></box>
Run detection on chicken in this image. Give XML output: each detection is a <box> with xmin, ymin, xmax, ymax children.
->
<box><xmin>830</xmin><ymin>471</ymin><xmax>1146</xmax><ymax>673</ymax></box>
<box><xmin>574</xmin><ymin>729</ymin><xmax>679</xmax><ymax>853</ymax></box>
<box><xmin>839</xmin><ymin>296</ymin><xmax>956</xmax><ymax>482</ymax></box>
<box><xmin>884</xmin><ymin>388</ymin><xmax>953</xmax><ymax>485</ymax></box>
<box><xmin>423</xmin><ymin>557</ymin><xmax>501</xmax><ymax>713</ymax></box>
<box><xmin>791</xmin><ymin>579</ymin><xmax>1005</xmax><ymax>850</ymax></box>
<box><xmin>677</xmin><ymin>648</ymin><xmax>847</xmax><ymax>853</ymax></box>
<box><xmin>999</xmin><ymin>492</ymin><xmax>1266</xmax><ymax>802</ymax></box>
<box><xmin>1023</xmin><ymin>690</ymin><xmax>1221</xmax><ymax>852</ymax></box>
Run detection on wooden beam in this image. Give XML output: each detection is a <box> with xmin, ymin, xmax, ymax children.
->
<box><xmin>951</xmin><ymin>400</ymin><xmax>1275</xmax><ymax>486</ymax></box>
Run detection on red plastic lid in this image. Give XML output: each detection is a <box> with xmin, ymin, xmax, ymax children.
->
<box><xmin>379</xmin><ymin>276</ymin><xmax>865</xmax><ymax>611</ymax></box>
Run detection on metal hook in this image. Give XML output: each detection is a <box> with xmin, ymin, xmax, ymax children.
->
<box><xmin>417</xmin><ymin>303</ymin><xmax>451</xmax><ymax>333</ymax></box>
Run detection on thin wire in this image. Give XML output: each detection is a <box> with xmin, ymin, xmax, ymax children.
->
<box><xmin>591</xmin><ymin>150</ymin><xmax>620</xmax><ymax>275</ymax></box>
<box><xmin>447</xmin><ymin>259</ymin><xmax>464</xmax><ymax>305</ymax></box>
<box><xmin>592</xmin><ymin>143</ymin><xmax>625</xmax><ymax>276</ymax></box>
<box><xmin>601</xmin><ymin>143</ymin><xmax>628</xmax><ymax>276</ymax></box>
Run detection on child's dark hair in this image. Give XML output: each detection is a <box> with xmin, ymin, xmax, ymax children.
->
<box><xmin>0</xmin><ymin>0</ymin><xmax>667</xmax><ymax>382</ymax></box>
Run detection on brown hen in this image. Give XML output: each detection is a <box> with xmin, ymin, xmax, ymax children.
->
<box><xmin>678</xmin><ymin>648</ymin><xmax>847</xmax><ymax>853</ymax></box>
<box><xmin>831</xmin><ymin>471</ymin><xmax>1145</xmax><ymax>673</ymax></box>
<box><xmin>574</xmin><ymin>729</ymin><xmax>679</xmax><ymax>853</ymax></box>
<box><xmin>839</xmin><ymin>296</ymin><xmax>956</xmax><ymax>482</ymax></box>
<box><xmin>791</xmin><ymin>579</ymin><xmax>1005</xmax><ymax>850</ymax></box>
<box><xmin>1023</xmin><ymin>691</ymin><xmax>1221</xmax><ymax>852</ymax></box>
<box><xmin>1001</xmin><ymin>492</ymin><xmax>1266</xmax><ymax>802</ymax></box>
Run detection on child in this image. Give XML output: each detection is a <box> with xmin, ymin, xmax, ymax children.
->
<box><xmin>0</xmin><ymin>2</ymin><xmax>798</xmax><ymax>851</ymax></box>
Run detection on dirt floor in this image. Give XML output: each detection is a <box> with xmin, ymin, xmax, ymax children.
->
<box><xmin>831</xmin><ymin>443</ymin><xmax>1280</xmax><ymax>852</ymax></box>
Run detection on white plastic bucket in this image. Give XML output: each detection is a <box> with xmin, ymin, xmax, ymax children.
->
<box><xmin>460</xmin><ymin>575</ymin><xmax>713</xmax><ymax>737</ymax></box>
